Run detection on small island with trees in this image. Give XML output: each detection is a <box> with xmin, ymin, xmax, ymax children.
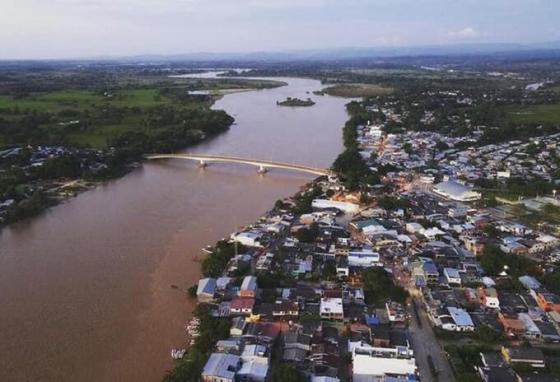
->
<box><xmin>276</xmin><ymin>97</ymin><xmax>315</xmax><ymax>107</ymax></box>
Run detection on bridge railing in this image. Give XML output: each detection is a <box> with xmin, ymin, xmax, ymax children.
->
<box><xmin>144</xmin><ymin>153</ymin><xmax>331</xmax><ymax>176</ymax></box>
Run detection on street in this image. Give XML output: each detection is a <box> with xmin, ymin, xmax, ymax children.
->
<box><xmin>407</xmin><ymin>294</ymin><xmax>455</xmax><ymax>382</ymax></box>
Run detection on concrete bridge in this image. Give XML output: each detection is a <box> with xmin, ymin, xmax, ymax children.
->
<box><xmin>145</xmin><ymin>153</ymin><xmax>331</xmax><ymax>176</ymax></box>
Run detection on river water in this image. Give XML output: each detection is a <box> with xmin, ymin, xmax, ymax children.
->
<box><xmin>0</xmin><ymin>75</ymin><xmax>351</xmax><ymax>381</ymax></box>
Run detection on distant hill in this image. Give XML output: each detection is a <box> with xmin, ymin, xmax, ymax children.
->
<box><xmin>112</xmin><ymin>41</ymin><xmax>560</xmax><ymax>63</ymax></box>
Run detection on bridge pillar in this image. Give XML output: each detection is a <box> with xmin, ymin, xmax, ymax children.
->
<box><xmin>198</xmin><ymin>160</ymin><xmax>207</xmax><ymax>168</ymax></box>
<box><xmin>257</xmin><ymin>165</ymin><xmax>268</xmax><ymax>174</ymax></box>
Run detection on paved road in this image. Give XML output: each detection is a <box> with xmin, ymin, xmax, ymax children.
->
<box><xmin>407</xmin><ymin>294</ymin><xmax>455</xmax><ymax>382</ymax></box>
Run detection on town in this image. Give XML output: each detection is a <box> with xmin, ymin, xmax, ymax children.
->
<box><xmin>168</xmin><ymin>90</ymin><xmax>560</xmax><ymax>382</ymax></box>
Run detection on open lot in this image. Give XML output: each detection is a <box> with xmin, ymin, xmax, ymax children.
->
<box><xmin>505</xmin><ymin>103</ymin><xmax>560</xmax><ymax>125</ymax></box>
<box><xmin>322</xmin><ymin>83</ymin><xmax>394</xmax><ymax>97</ymax></box>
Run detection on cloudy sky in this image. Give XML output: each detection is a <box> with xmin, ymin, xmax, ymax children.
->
<box><xmin>2</xmin><ymin>0</ymin><xmax>559</xmax><ymax>59</ymax></box>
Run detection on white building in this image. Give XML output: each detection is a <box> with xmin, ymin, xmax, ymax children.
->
<box><xmin>312</xmin><ymin>199</ymin><xmax>360</xmax><ymax>214</ymax></box>
<box><xmin>352</xmin><ymin>347</ymin><xmax>417</xmax><ymax>381</ymax></box>
<box><xmin>519</xmin><ymin>313</ymin><xmax>541</xmax><ymax>340</ymax></box>
<box><xmin>348</xmin><ymin>249</ymin><xmax>381</xmax><ymax>268</ymax></box>
<box><xmin>447</xmin><ymin>307</ymin><xmax>475</xmax><ymax>332</ymax></box>
<box><xmin>202</xmin><ymin>353</ymin><xmax>240</xmax><ymax>382</ymax></box>
<box><xmin>433</xmin><ymin>180</ymin><xmax>481</xmax><ymax>201</ymax></box>
<box><xmin>231</xmin><ymin>231</ymin><xmax>263</xmax><ymax>247</ymax></box>
<box><xmin>443</xmin><ymin>268</ymin><xmax>462</xmax><ymax>286</ymax></box>
<box><xmin>237</xmin><ymin>360</ymin><xmax>268</xmax><ymax>382</ymax></box>
<box><xmin>320</xmin><ymin>297</ymin><xmax>344</xmax><ymax>320</ymax></box>
<box><xmin>481</xmin><ymin>287</ymin><xmax>500</xmax><ymax>309</ymax></box>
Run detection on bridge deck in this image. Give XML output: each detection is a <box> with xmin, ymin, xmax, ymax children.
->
<box><xmin>145</xmin><ymin>153</ymin><xmax>330</xmax><ymax>176</ymax></box>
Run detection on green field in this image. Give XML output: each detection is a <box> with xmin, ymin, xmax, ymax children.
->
<box><xmin>0</xmin><ymin>88</ymin><xmax>174</xmax><ymax>113</ymax></box>
<box><xmin>0</xmin><ymin>88</ymin><xmax>188</xmax><ymax>148</ymax></box>
<box><xmin>322</xmin><ymin>83</ymin><xmax>394</xmax><ymax>98</ymax></box>
<box><xmin>505</xmin><ymin>103</ymin><xmax>560</xmax><ymax>124</ymax></box>
<box><xmin>0</xmin><ymin>77</ymin><xmax>286</xmax><ymax>149</ymax></box>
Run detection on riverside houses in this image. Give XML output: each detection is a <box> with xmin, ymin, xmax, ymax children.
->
<box><xmin>190</xmin><ymin>98</ymin><xmax>560</xmax><ymax>382</ymax></box>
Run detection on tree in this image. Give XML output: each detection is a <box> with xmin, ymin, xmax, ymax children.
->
<box><xmin>475</xmin><ymin>325</ymin><xmax>502</xmax><ymax>343</ymax></box>
<box><xmin>293</xmin><ymin>186</ymin><xmax>322</xmax><ymax>214</ymax></box>
<box><xmin>332</xmin><ymin>147</ymin><xmax>371</xmax><ymax>189</ymax></box>
<box><xmin>482</xmin><ymin>224</ymin><xmax>500</xmax><ymax>239</ymax></box>
<box><xmin>362</xmin><ymin>267</ymin><xmax>408</xmax><ymax>304</ymax></box>
<box><xmin>478</xmin><ymin>244</ymin><xmax>539</xmax><ymax>278</ymax></box>
<box><xmin>543</xmin><ymin>271</ymin><xmax>560</xmax><ymax>294</ymax></box>
<box><xmin>435</xmin><ymin>141</ymin><xmax>449</xmax><ymax>152</ymax></box>
<box><xmin>377</xmin><ymin>195</ymin><xmax>410</xmax><ymax>211</ymax></box>
<box><xmin>296</xmin><ymin>222</ymin><xmax>319</xmax><ymax>243</ymax></box>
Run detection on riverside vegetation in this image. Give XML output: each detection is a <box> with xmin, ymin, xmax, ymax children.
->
<box><xmin>0</xmin><ymin>64</ymin><xmax>284</xmax><ymax>226</ymax></box>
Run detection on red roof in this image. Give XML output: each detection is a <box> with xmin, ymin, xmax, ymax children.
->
<box><xmin>230</xmin><ymin>297</ymin><xmax>255</xmax><ymax>310</ymax></box>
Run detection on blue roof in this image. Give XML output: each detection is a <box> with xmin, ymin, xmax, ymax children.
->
<box><xmin>365</xmin><ymin>314</ymin><xmax>380</xmax><ymax>326</ymax></box>
<box><xmin>415</xmin><ymin>275</ymin><xmax>427</xmax><ymax>287</ymax></box>
<box><xmin>422</xmin><ymin>262</ymin><xmax>438</xmax><ymax>274</ymax></box>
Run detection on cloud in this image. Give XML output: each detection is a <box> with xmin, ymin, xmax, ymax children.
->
<box><xmin>448</xmin><ymin>27</ymin><xmax>480</xmax><ymax>39</ymax></box>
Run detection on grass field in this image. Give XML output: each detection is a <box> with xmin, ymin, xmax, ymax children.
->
<box><xmin>0</xmin><ymin>77</ymin><xmax>285</xmax><ymax>149</ymax></box>
<box><xmin>505</xmin><ymin>103</ymin><xmax>560</xmax><ymax>124</ymax></box>
<box><xmin>0</xmin><ymin>90</ymin><xmax>100</xmax><ymax>112</ymax></box>
<box><xmin>0</xmin><ymin>89</ymin><xmax>175</xmax><ymax>113</ymax></box>
<box><xmin>322</xmin><ymin>83</ymin><xmax>394</xmax><ymax>98</ymax></box>
<box><xmin>0</xmin><ymin>88</ymin><xmax>204</xmax><ymax>148</ymax></box>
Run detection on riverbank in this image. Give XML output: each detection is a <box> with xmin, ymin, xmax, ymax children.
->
<box><xmin>163</xmin><ymin>178</ymin><xmax>321</xmax><ymax>381</ymax></box>
<box><xmin>0</xmin><ymin>68</ymin><xmax>288</xmax><ymax>229</ymax></box>
<box><xmin>161</xmin><ymin>99</ymin><xmax>363</xmax><ymax>380</ymax></box>
<box><xmin>0</xmin><ymin>124</ymin><xmax>230</xmax><ymax>228</ymax></box>
<box><xmin>0</xmin><ymin>74</ymin><xmax>351</xmax><ymax>382</ymax></box>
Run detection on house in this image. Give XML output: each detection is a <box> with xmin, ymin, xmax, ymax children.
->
<box><xmin>241</xmin><ymin>344</ymin><xmax>268</xmax><ymax>363</ymax></box>
<box><xmin>240</xmin><ymin>276</ymin><xmax>258</xmax><ymax>298</ymax></box>
<box><xmin>370</xmin><ymin>324</ymin><xmax>391</xmax><ymax>347</ymax></box>
<box><xmin>433</xmin><ymin>180</ymin><xmax>481</xmax><ymax>201</ymax></box>
<box><xmin>499</xmin><ymin>312</ymin><xmax>525</xmax><ymax>337</ymax></box>
<box><xmin>320</xmin><ymin>297</ymin><xmax>344</xmax><ymax>320</ymax></box>
<box><xmin>231</xmin><ymin>231</ymin><xmax>263</xmax><ymax>247</ymax></box>
<box><xmin>422</xmin><ymin>261</ymin><xmax>440</xmax><ymax>284</ymax></box>
<box><xmin>237</xmin><ymin>360</ymin><xmax>269</xmax><ymax>382</ymax></box>
<box><xmin>283</xmin><ymin>327</ymin><xmax>312</xmax><ymax>362</ymax></box>
<box><xmin>534</xmin><ymin>321</ymin><xmax>560</xmax><ymax>342</ymax></box>
<box><xmin>197</xmin><ymin>278</ymin><xmax>217</xmax><ymax>302</ymax></box>
<box><xmin>352</xmin><ymin>346</ymin><xmax>417</xmax><ymax>381</ymax></box>
<box><xmin>216</xmin><ymin>277</ymin><xmax>233</xmax><ymax>292</ymax></box>
<box><xmin>406</xmin><ymin>222</ymin><xmax>425</xmax><ymax>234</ymax></box>
<box><xmin>479</xmin><ymin>287</ymin><xmax>500</xmax><ymax>309</ymax></box>
<box><xmin>462</xmin><ymin>235</ymin><xmax>485</xmax><ymax>256</ymax></box>
<box><xmin>519</xmin><ymin>276</ymin><xmax>542</xmax><ymax>291</ymax></box>
<box><xmin>518</xmin><ymin>313</ymin><xmax>541</xmax><ymax>340</ymax></box>
<box><xmin>336</xmin><ymin>259</ymin><xmax>349</xmax><ymax>279</ymax></box>
<box><xmin>536</xmin><ymin>292</ymin><xmax>560</xmax><ymax>312</ymax></box>
<box><xmin>443</xmin><ymin>267</ymin><xmax>462</xmax><ymax>285</ymax></box>
<box><xmin>230</xmin><ymin>316</ymin><xmax>246</xmax><ymax>336</ymax></box>
<box><xmin>501</xmin><ymin>346</ymin><xmax>546</xmax><ymax>368</ymax></box>
<box><xmin>272</xmin><ymin>301</ymin><xmax>299</xmax><ymax>318</ymax></box>
<box><xmin>448</xmin><ymin>307</ymin><xmax>475</xmax><ymax>332</ymax></box>
<box><xmin>230</xmin><ymin>297</ymin><xmax>255</xmax><ymax>316</ymax></box>
<box><xmin>312</xmin><ymin>377</ymin><xmax>340</xmax><ymax>382</ymax></box>
<box><xmin>437</xmin><ymin>313</ymin><xmax>457</xmax><ymax>332</ymax></box>
<box><xmin>347</xmin><ymin>249</ymin><xmax>381</xmax><ymax>268</ymax></box>
<box><xmin>477</xmin><ymin>366</ymin><xmax>517</xmax><ymax>382</ymax></box>
<box><xmin>216</xmin><ymin>339</ymin><xmax>242</xmax><ymax>353</ymax></box>
<box><xmin>386</xmin><ymin>301</ymin><xmax>406</xmax><ymax>322</ymax></box>
<box><xmin>312</xmin><ymin>199</ymin><xmax>360</xmax><ymax>214</ymax></box>
<box><xmin>202</xmin><ymin>353</ymin><xmax>240</xmax><ymax>382</ymax></box>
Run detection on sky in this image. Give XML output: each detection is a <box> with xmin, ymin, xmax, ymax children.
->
<box><xmin>2</xmin><ymin>0</ymin><xmax>560</xmax><ymax>59</ymax></box>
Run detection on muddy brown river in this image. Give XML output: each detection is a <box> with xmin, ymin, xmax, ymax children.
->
<box><xmin>0</xmin><ymin>75</ymin><xmax>351</xmax><ymax>381</ymax></box>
